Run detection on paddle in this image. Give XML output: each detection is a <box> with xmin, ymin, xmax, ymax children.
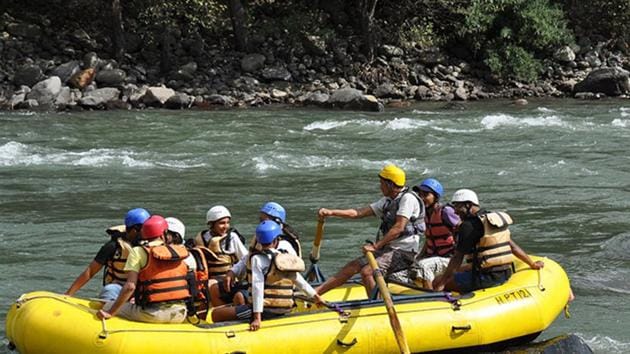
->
<box><xmin>365</xmin><ymin>251</ymin><xmax>411</xmax><ymax>354</ymax></box>
<box><xmin>305</xmin><ymin>218</ymin><xmax>326</xmax><ymax>283</ymax></box>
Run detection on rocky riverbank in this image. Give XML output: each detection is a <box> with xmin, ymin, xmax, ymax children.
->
<box><xmin>1</xmin><ymin>13</ymin><xmax>629</xmax><ymax>112</ymax></box>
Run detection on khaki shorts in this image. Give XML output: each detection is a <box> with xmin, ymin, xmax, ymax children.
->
<box><xmin>357</xmin><ymin>248</ymin><xmax>415</xmax><ymax>277</ymax></box>
<box><xmin>411</xmin><ymin>256</ymin><xmax>450</xmax><ymax>282</ymax></box>
<box><xmin>105</xmin><ymin>301</ymin><xmax>187</xmax><ymax>324</ymax></box>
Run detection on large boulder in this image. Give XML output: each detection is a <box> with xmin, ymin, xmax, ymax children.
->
<box><xmin>574</xmin><ymin>68</ymin><xmax>630</xmax><ymax>96</ymax></box>
<box><xmin>261</xmin><ymin>67</ymin><xmax>292</xmax><ymax>82</ymax></box>
<box><xmin>241</xmin><ymin>54</ymin><xmax>266</xmax><ymax>73</ymax></box>
<box><xmin>13</xmin><ymin>64</ymin><xmax>43</xmax><ymax>87</ymax></box>
<box><xmin>142</xmin><ymin>86</ymin><xmax>175</xmax><ymax>107</ymax></box>
<box><xmin>95</xmin><ymin>69</ymin><xmax>127</xmax><ymax>87</ymax></box>
<box><xmin>26</xmin><ymin>76</ymin><xmax>62</xmax><ymax>106</ymax></box>
<box><xmin>328</xmin><ymin>88</ymin><xmax>384</xmax><ymax>112</ymax></box>
<box><xmin>51</xmin><ymin>61</ymin><xmax>81</xmax><ymax>84</ymax></box>
<box><xmin>80</xmin><ymin>88</ymin><xmax>121</xmax><ymax>108</ymax></box>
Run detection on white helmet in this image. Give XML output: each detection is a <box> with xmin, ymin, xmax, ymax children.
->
<box><xmin>206</xmin><ymin>205</ymin><xmax>231</xmax><ymax>223</ymax></box>
<box><xmin>451</xmin><ymin>189</ymin><xmax>479</xmax><ymax>206</ymax></box>
<box><xmin>165</xmin><ymin>217</ymin><xmax>186</xmax><ymax>239</ymax></box>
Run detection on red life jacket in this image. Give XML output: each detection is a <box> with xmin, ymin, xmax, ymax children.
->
<box><xmin>424</xmin><ymin>204</ymin><xmax>456</xmax><ymax>257</ymax></box>
<box><xmin>136</xmin><ymin>243</ymin><xmax>191</xmax><ymax>307</ymax></box>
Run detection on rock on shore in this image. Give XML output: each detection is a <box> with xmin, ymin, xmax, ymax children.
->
<box><xmin>1</xmin><ymin>13</ymin><xmax>629</xmax><ymax>112</ymax></box>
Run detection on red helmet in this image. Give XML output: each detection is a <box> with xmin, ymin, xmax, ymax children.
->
<box><xmin>141</xmin><ymin>215</ymin><xmax>168</xmax><ymax>239</ymax></box>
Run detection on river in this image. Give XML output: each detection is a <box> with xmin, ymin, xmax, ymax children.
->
<box><xmin>1</xmin><ymin>99</ymin><xmax>629</xmax><ymax>353</ymax></box>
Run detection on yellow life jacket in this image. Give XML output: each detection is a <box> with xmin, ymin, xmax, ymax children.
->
<box><xmin>103</xmin><ymin>225</ymin><xmax>132</xmax><ymax>286</ymax></box>
<box><xmin>193</xmin><ymin>231</ymin><xmax>235</xmax><ymax>277</ymax></box>
<box><xmin>246</xmin><ymin>250</ymin><xmax>305</xmax><ymax>314</ymax></box>
<box><xmin>466</xmin><ymin>211</ymin><xmax>514</xmax><ymax>271</ymax></box>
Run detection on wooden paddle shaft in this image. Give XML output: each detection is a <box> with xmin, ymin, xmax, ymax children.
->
<box><xmin>366</xmin><ymin>251</ymin><xmax>411</xmax><ymax>354</ymax></box>
<box><xmin>310</xmin><ymin>219</ymin><xmax>325</xmax><ymax>261</ymax></box>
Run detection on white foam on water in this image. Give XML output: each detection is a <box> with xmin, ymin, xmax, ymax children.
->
<box><xmin>582</xmin><ymin>334</ymin><xmax>630</xmax><ymax>353</ymax></box>
<box><xmin>251</xmin><ymin>156</ymin><xmax>280</xmax><ymax>172</ymax></box>
<box><xmin>480</xmin><ymin>113</ymin><xmax>566</xmax><ymax>129</ymax></box>
<box><xmin>0</xmin><ymin>141</ymin><xmax>184</xmax><ymax>168</ymax></box>
<box><xmin>385</xmin><ymin>117</ymin><xmax>430</xmax><ymax>130</ymax></box>
<box><xmin>304</xmin><ymin>118</ymin><xmax>428</xmax><ymax>131</ymax></box>
<box><xmin>611</xmin><ymin>118</ymin><xmax>629</xmax><ymax>127</ymax></box>
<box><xmin>536</xmin><ymin>107</ymin><xmax>556</xmax><ymax>113</ymax></box>
<box><xmin>411</xmin><ymin>110</ymin><xmax>439</xmax><ymax>115</ymax></box>
<box><xmin>303</xmin><ymin>120</ymin><xmax>350</xmax><ymax>131</ymax></box>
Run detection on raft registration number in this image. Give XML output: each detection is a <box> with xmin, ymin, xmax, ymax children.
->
<box><xmin>495</xmin><ymin>289</ymin><xmax>532</xmax><ymax>305</ymax></box>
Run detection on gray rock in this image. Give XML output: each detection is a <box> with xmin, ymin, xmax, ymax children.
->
<box><xmin>328</xmin><ymin>88</ymin><xmax>384</xmax><ymax>112</ymax></box>
<box><xmin>303</xmin><ymin>92</ymin><xmax>330</xmax><ymax>106</ymax></box>
<box><xmin>142</xmin><ymin>86</ymin><xmax>175</xmax><ymax>106</ymax></box>
<box><xmin>26</xmin><ymin>76</ymin><xmax>62</xmax><ymax>105</ymax></box>
<box><xmin>6</xmin><ymin>23</ymin><xmax>41</xmax><ymax>38</ymax></box>
<box><xmin>374</xmin><ymin>83</ymin><xmax>405</xmax><ymax>99</ymax></box>
<box><xmin>54</xmin><ymin>87</ymin><xmax>72</xmax><ymax>107</ymax></box>
<box><xmin>241</xmin><ymin>54</ymin><xmax>266</xmax><ymax>72</ymax></box>
<box><xmin>380</xmin><ymin>45</ymin><xmax>404</xmax><ymax>58</ymax></box>
<box><xmin>171</xmin><ymin>62</ymin><xmax>198</xmax><ymax>82</ymax></box>
<box><xmin>95</xmin><ymin>69</ymin><xmax>127</xmax><ymax>87</ymax></box>
<box><xmin>206</xmin><ymin>94</ymin><xmax>236</xmax><ymax>106</ymax></box>
<box><xmin>13</xmin><ymin>65</ymin><xmax>44</xmax><ymax>87</ymax></box>
<box><xmin>51</xmin><ymin>61</ymin><xmax>81</xmax><ymax>84</ymax></box>
<box><xmin>83</xmin><ymin>52</ymin><xmax>100</xmax><ymax>69</ymax></box>
<box><xmin>554</xmin><ymin>46</ymin><xmax>576</xmax><ymax>62</ymax></box>
<box><xmin>16</xmin><ymin>99</ymin><xmax>39</xmax><ymax>110</ymax></box>
<box><xmin>302</xmin><ymin>35</ymin><xmax>327</xmax><ymax>56</ymax></box>
<box><xmin>80</xmin><ymin>88</ymin><xmax>121</xmax><ymax>108</ymax></box>
<box><xmin>122</xmin><ymin>84</ymin><xmax>148</xmax><ymax>104</ymax></box>
<box><xmin>454</xmin><ymin>87</ymin><xmax>468</xmax><ymax>101</ymax></box>
<box><xmin>271</xmin><ymin>89</ymin><xmax>288</xmax><ymax>99</ymax></box>
<box><xmin>574</xmin><ymin>67</ymin><xmax>630</xmax><ymax>96</ymax></box>
<box><xmin>164</xmin><ymin>92</ymin><xmax>192</xmax><ymax>109</ymax></box>
<box><xmin>9</xmin><ymin>92</ymin><xmax>26</xmax><ymax>109</ymax></box>
<box><xmin>72</xmin><ymin>29</ymin><xmax>98</xmax><ymax>50</ymax></box>
<box><xmin>261</xmin><ymin>67</ymin><xmax>292</xmax><ymax>81</ymax></box>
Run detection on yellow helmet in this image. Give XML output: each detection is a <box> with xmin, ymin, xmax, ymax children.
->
<box><xmin>378</xmin><ymin>164</ymin><xmax>405</xmax><ymax>187</ymax></box>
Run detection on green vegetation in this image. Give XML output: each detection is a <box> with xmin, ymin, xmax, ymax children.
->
<box><xmin>3</xmin><ymin>0</ymin><xmax>628</xmax><ymax>82</ymax></box>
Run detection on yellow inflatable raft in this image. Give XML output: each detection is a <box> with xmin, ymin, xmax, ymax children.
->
<box><xmin>5</xmin><ymin>256</ymin><xmax>571</xmax><ymax>353</ymax></box>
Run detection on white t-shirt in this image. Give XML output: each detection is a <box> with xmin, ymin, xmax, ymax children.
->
<box><xmin>370</xmin><ymin>191</ymin><xmax>422</xmax><ymax>252</ymax></box>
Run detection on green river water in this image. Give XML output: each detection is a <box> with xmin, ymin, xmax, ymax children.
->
<box><xmin>1</xmin><ymin>99</ymin><xmax>629</xmax><ymax>352</ymax></box>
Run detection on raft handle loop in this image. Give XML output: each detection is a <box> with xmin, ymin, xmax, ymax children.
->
<box><xmin>225</xmin><ymin>330</ymin><xmax>236</xmax><ymax>338</ymax></box>
<box><xmin>451</xmin><ymin>325</ymin><xmax>472</xmax><ymax>332</ymax></box>
<box><xmin>537</xmin><ymin>268</ymin><xmax>545</xmax><ymax>292</ymax></box>
<box><xmin>564</xmin><ymin>304</ymin><xmax>571</xmax><ymax>319</ymax></box>
<box><xmin>336</xmin><ymin>338</ymin><xmax>358</xmax><ymax>347</ymax></box>
<box><xmin>98</xmin><ymin>318</ymin><xmax>109</xmax><ymax>339</ymax></box>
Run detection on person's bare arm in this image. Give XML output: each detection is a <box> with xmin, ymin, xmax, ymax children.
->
<box><xmin>65</xmin><ymin>260</ymin><xmax>103</xmax><ymax>296</ymax></box>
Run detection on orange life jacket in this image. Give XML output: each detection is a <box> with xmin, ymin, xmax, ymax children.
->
<box><xmin>187</xmin><ymin>248</ymin><xmax>210</xmax><ymax>319</ymax></box>
<box><xmin>136</xmin><ymin>243</ymin><xmax>191</xmax><ymax>307</ymax></box>
<box><xmin>424</xmin><ymin>204</ymin><xmax>456</xmax><ymax>257</ymax></box>
<box><xmin>102</xmin><ymin>225</ymin><xmax>132</xmax><ymax>286</ymax></box>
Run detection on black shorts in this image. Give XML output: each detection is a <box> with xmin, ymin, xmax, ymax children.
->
<box><xmin>217</xmin><ymin>278</ymin><xmax>249</xmax><ymax>304</ymax></box>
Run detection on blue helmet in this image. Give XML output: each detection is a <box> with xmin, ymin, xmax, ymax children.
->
<box><xmin>260</xmin><ymin>202</ymin><xmax>286</xmax><ymax>223</ymax></box>
<box><xmin>256</xmin><ymin>220</ymin><xmax>282</xmax><ymax>245</ymax></box>
<box><xmin>416</xmin><ymin>178</ymin><xmax>444</xmax><ymax>199</ymax></box>
<box><xmin>124</xmin><ymin>208</ymin><xmax>151</xmax><ymax>228</ymax></box>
